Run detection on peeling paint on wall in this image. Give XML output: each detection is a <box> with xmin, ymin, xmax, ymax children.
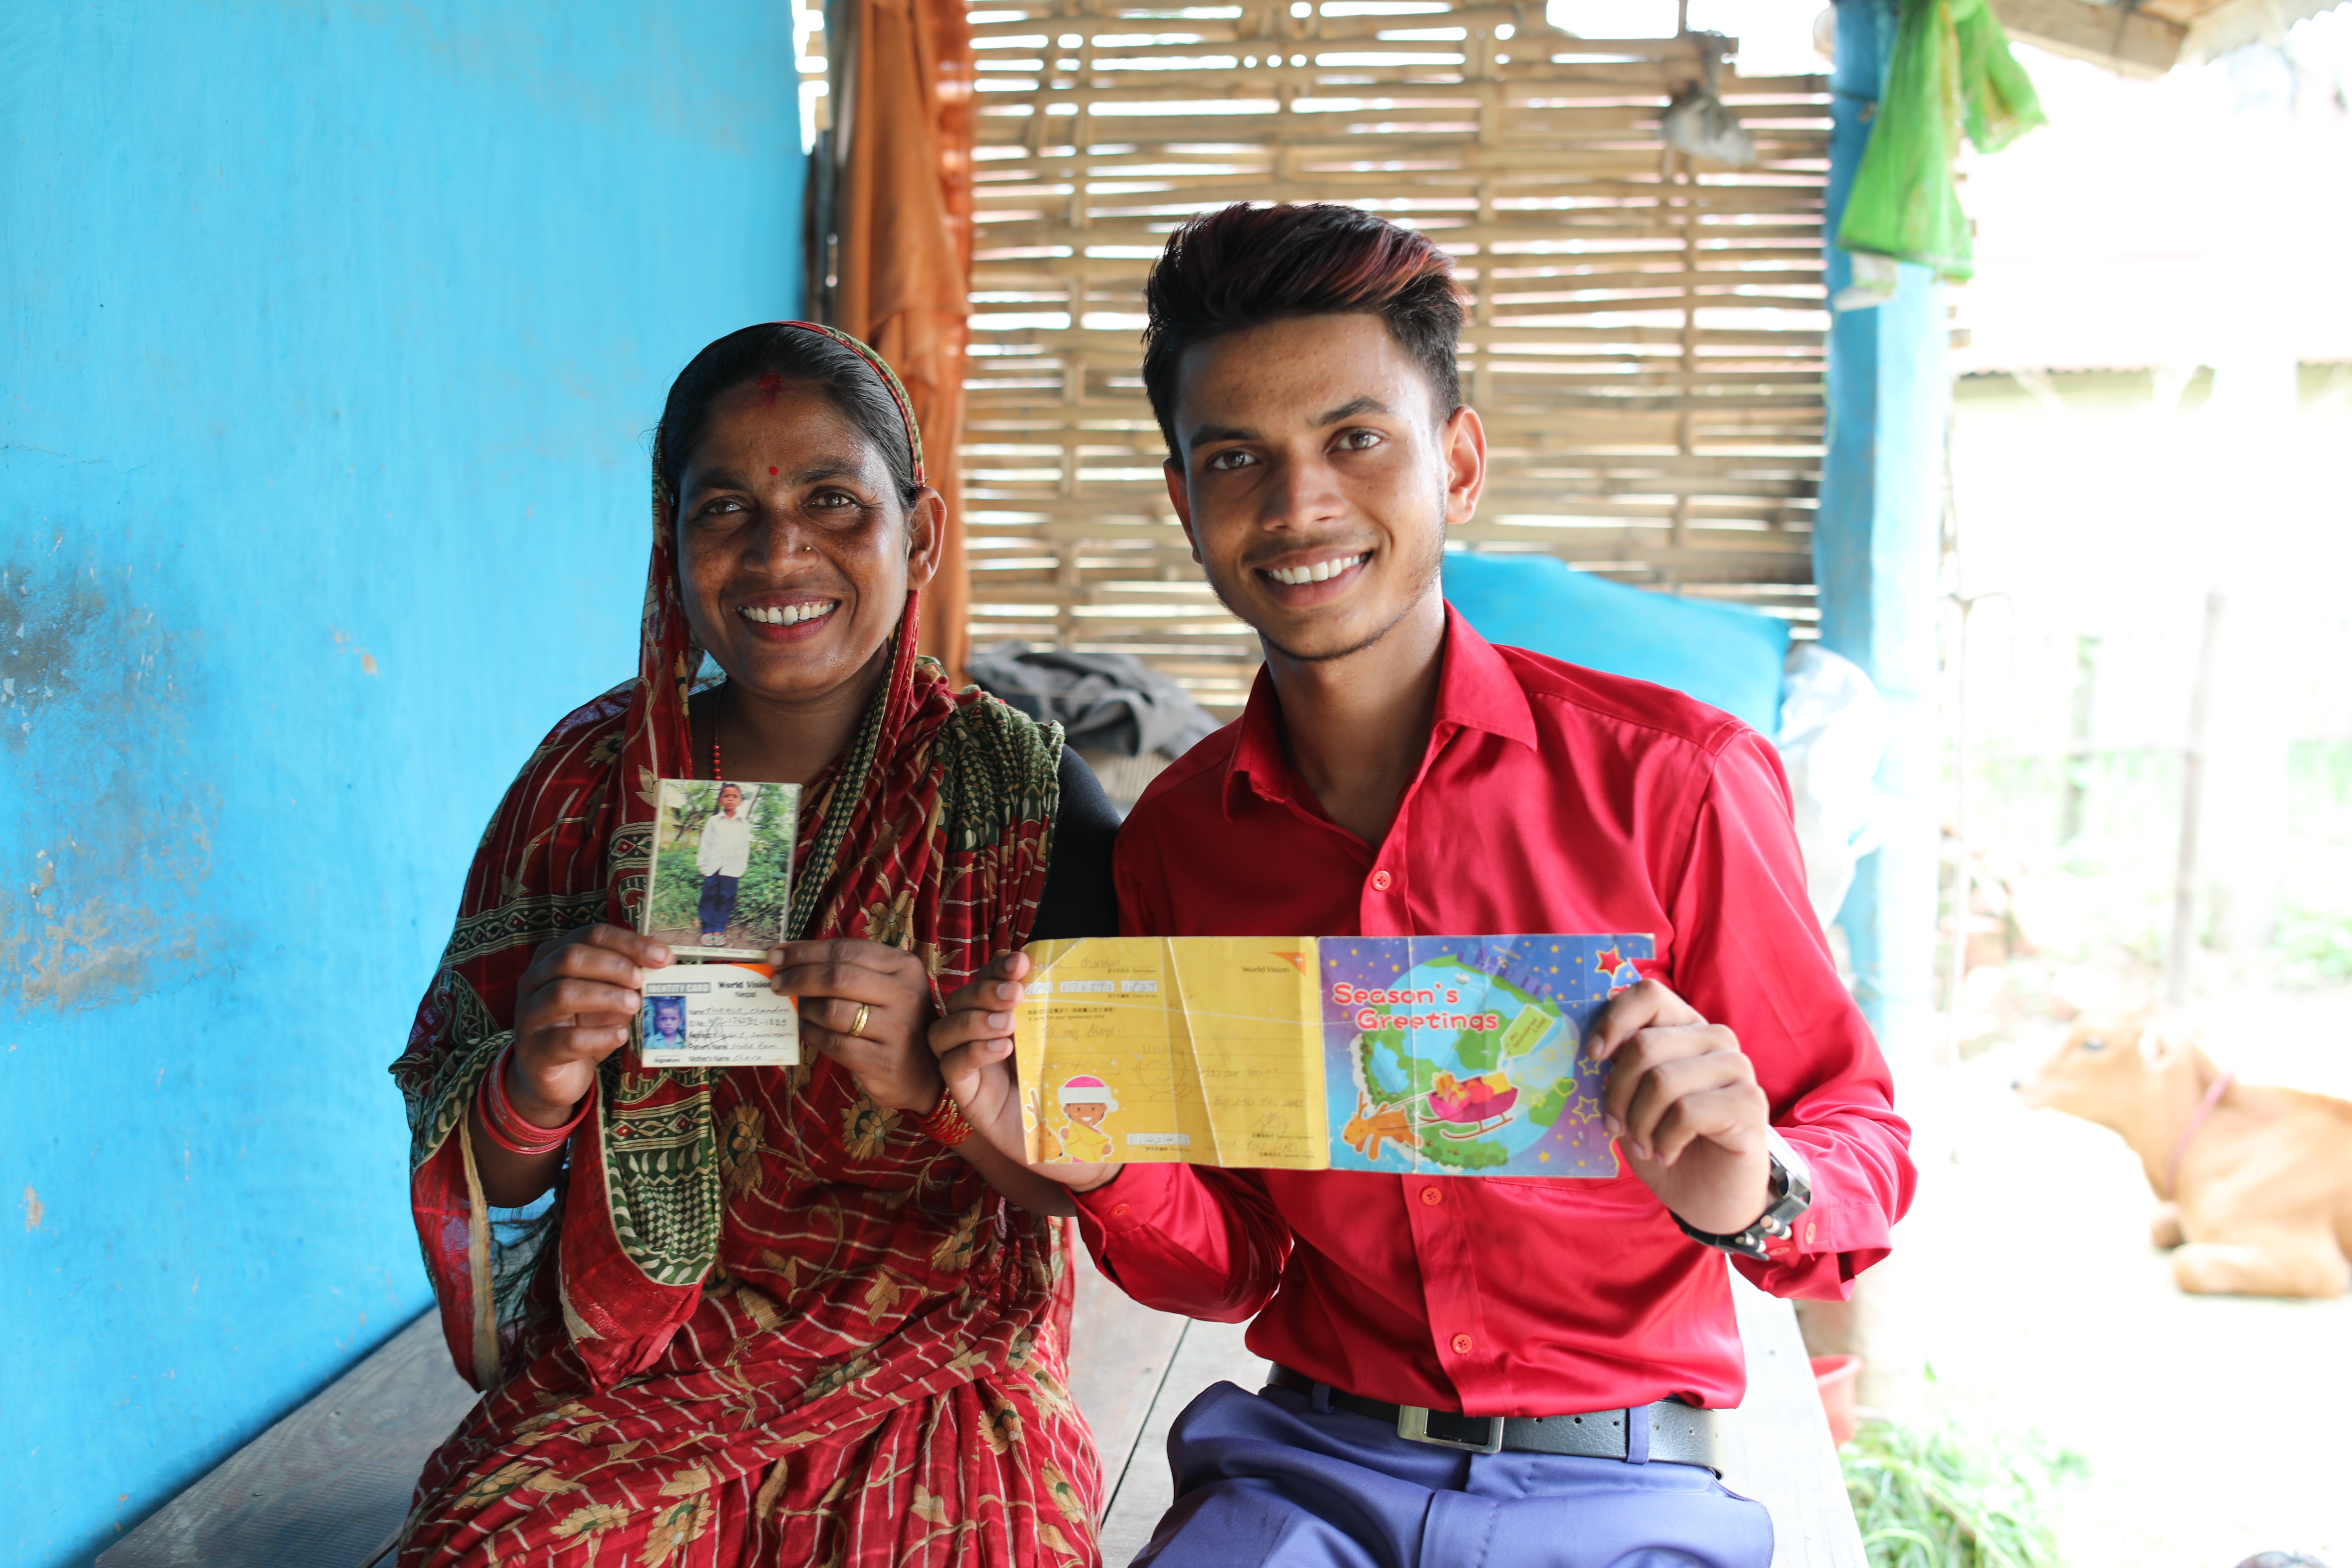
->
<box><xmin>2</xmin><ymin>793</ymin><xmax>223</xmax><ymax>1011</ymax></box>
<box><xmin>0</xmin><ymin>561</ymin><xmax>107</xmax><ymax>732</ymax></box>
<box><xmin>1</xmin><ymin>560</ymin><xmax>198</xmax><ymax>732</ymax></box>
<box><xmin>330</xmin><ymin>626</ymin><xmax>382</xmax><ymax>678</ymax></box>
<box><xmin>2</xmin><ymin>553</ymin><xmax>220</xmax><ymax>1011</ymax></box>
<box><xmin>11</xmin><ymin>902</ymin><xmax>211</xmax><ymax>1010</ymax></box>
<box><xmin>22</xmin><ymin>1185</ymin><xmax>43</xmax><ymax>1231</ymax></box>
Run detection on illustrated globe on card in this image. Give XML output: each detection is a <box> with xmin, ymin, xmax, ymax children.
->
<box><xmin>1346</xmin><ymin>953</ymin><xmax>1601</xmax><ymax>1171</ymax></box>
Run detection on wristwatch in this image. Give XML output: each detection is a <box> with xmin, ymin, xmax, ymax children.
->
<box><xmin>1671</xmin><ymin>1127</ymin><xmax>1813</xmax><ymax>1261</ymax></box>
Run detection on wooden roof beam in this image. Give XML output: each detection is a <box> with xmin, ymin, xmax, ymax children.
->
<box><xmin>1987</xmin><ymin>0</ymin><xmax>2185</xmax><ymax>78</ymax></box>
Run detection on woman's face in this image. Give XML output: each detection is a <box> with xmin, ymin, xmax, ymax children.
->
<box><xmin>673</xmin><ymin>379</ymin><xmax>942</xmax><ymax>707</ymax></box>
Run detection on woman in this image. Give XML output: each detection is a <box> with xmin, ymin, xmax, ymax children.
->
<box><xmin>390</xmin><ymin>322</ymin><xmax>1119</xmax><ymax>1567</ymax></box>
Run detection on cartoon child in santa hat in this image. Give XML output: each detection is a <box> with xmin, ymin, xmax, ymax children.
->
<box><xmin>1055</xmin><ymin>1074</ymin><xmax>1120</xmax><ymax>1164</ymax></box>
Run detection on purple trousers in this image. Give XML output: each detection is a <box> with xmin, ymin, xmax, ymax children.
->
<box><xmin>1127</xmin><ymin>1382</ymin><xmax>1773</xmax><ymax>1568</ymax></box>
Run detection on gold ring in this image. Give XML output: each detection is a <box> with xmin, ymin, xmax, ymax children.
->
<box><xmin>849</xmin><ymin>1002</ymin><xmax>871</xmax><ymax>1039</ymax></box>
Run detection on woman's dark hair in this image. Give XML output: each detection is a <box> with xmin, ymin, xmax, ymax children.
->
<box><xmin>1141</xmin><ymin>203</ymin><xmax>1466</xmax><ymax>454</ymax></box>
<box><xmin>652</xmin><ymin>323</ymin><xmax>921</xmax><ymax>511</ymax></box>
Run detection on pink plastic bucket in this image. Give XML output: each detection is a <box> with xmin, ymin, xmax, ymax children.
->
<box><xmin>1810</xmin><ymin>1354</ymin><xmax>1862</xmax><ymax>1447</ymax></box>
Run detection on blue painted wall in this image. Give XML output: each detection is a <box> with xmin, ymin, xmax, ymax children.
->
<box><xmin>1</xmin><ymin>5</ymin><xmax>804</xmax><ymax>1559</ymax></box>
<box><xmin>1818</xmin><ymin>0</ymin><xmax>1946</xmax><ymax>1057</ymax></box>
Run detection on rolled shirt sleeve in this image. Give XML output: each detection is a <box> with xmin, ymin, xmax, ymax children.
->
<box><xmin>1660</xmin><ymin>729</ymin><xmax>1914</xmax><ymax>1298</ymax></box>
<box><xmin>1071</xmin><ymin>1163</ymin><xmax>1293</xmax><ymax>1323</ymax></box>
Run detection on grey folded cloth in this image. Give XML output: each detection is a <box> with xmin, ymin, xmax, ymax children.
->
<box><xmin>967</xmin><ymin>642</ymin><xmax>1220</xmax><ymax>760</ymax></box>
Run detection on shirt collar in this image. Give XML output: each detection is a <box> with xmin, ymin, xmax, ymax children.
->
<box><xmin>1222</xmin><ymin>601</ymin><xmax>1539</xmax><ymax>817</ymax></box>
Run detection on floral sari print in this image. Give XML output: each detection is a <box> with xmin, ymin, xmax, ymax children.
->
<box><xmin>388</xmin><ymin>323</ymin><xmax>1097</xmax><ymax>1566</ymax></box>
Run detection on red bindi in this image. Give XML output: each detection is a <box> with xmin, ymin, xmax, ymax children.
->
<box><xmin>769</xmin><ymin>466</ymin><xmax>779</xmax><ymax>475</ymax></box>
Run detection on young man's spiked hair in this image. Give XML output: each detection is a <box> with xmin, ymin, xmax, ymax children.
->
<box><xmin>1140</xmin><ymin>203</ymin><xmax>1467</xmax><ymax>455</ymax></box>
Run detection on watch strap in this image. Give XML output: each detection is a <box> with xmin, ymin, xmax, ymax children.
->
<box><xmin>1671</xmin><ymin>1130</ymin><xmax>1813</xmax><ymax>1261</ymax></box>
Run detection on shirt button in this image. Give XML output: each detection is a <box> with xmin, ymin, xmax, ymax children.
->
<box><xmin>1420</xmin><ymin>1185</ymin><xmax>1443</xmax><ymax>1206</ymax></box>
<box><xmin>1450</xmin><ymin>1333</ymin><xmax>1474</xmax><ymax>1355</ymax></box>
<box><xmin>1804</xmin><ymin>1221</ymin><xmax>1816</xmax><ymax>1245</ymax></box>
<box><xmin>1371</xmin><ymin>868</ymin><xmax>1393</xmax><ymax>892</ymax></box>
<box><xmin>1111</xmin><ymin>1203</ymin><xmax>1131</xmax><ymax>1219</ymax></box>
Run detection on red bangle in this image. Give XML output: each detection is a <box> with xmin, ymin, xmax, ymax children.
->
<box><xmin>478</xmin><ymin>1042</ymin><xmax>591</xmax><ymax>1156</ymax></box>
<box><xmin>915</xmin><ymin>1091</ymin><xmax>975</xmax><ymax>1148</ymax></box>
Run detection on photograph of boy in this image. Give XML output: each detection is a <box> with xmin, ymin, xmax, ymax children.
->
<box><xmin>642</xmin><ymin>777</ymin><xmax>794</xmax><ymax>956</ymax></box>
<box><xmin>643</xmin><ymin>994</ymin><xmax>687</xmax><ymax>1051</ymax></box>
<box><xmin>696</xmin><ymin>781</ymin><xmax>752</xmax><ymax>946</ymax></box>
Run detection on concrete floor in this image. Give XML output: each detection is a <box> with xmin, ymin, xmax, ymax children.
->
<box><xmin>1878</xmin><ymin>989</ymin><xmax>2352</xmax><ymax>1568</ymax></box>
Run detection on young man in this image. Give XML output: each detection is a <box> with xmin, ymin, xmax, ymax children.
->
<box><xmin>695</xmin><ymin>780</ymin><xmax>753</xmax><ymax>946</ymax></box>
<box><xmin>933</xmin><ymin>203</ymin><xmax>1914</xmax><ymax>1567</ymax></box>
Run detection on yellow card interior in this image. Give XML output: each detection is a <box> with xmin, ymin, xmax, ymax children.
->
<box><xmin>1015</xmin><ymin>937</ymin><xmax>1325</xmax><ymax>1169</ymax></box>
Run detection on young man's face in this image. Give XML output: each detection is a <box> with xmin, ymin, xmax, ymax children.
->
<box><xmin>1163</xmin><ymin>313</ymin><xmax>1484</xmax><ymax>664</ymax></box>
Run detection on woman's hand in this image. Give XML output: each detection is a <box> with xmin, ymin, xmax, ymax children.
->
<box><xmin>930</xmin><ymin>952</ymin><xmax>1117</xmax><ymax>1193</ymax></box>
<box><xmin>512</xmin><ymin>923</ymin><xmax>673</xmax><ymax>1124</ymax></box>
<box><xmin>471</xmin><ymin>923</ymin><xmax>668</xmax><ymax>1208</ymax></box>
<box><xmin>769</xmin><ymin>938</ymin><xmax>942</xmax><ymax>1113</ymax></box>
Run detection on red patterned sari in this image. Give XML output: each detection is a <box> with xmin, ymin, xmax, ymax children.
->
<box><xmin>389</xmin><ymin>455</ymin><xmax>1097</xmax><ymax>1563</ymax></box>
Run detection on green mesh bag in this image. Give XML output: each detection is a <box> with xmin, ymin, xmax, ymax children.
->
<box><xmin>1837</xmin><ymin>0</ymin><xmax>2046</xmax><ymax>281</ymax></box>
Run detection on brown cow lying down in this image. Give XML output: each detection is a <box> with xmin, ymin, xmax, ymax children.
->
<box><xmin>2015</xmin><ymin>1011</ymin><xmax>2352</xmax><ymax>1298</ymax></box>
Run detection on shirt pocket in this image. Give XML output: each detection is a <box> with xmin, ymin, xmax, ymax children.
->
<box><xmin>1483</xmin><ymin>1160</ymin><xmax>1657</xmax><ymax>1215</ymax></box>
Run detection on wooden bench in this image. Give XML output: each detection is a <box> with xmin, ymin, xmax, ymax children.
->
<box><xmin>106</xmin><ymin>1254</ymin><xmax>1863</xmax><ymax>1567</ymax></box>
<box><xmin>97</xmin><ymin>1312</ymin><xmax>479</xmax><ymax>1568</ymax></box>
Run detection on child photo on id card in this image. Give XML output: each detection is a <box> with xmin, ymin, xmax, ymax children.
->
<box><xmin>643</xmin><ymin>777</ymin><xmax>798</xmax><ymax>959</ymax></box>
<box><xmin>645</xmin><ymin>993</ymin><xmax>690</xmax><ymax>1051</ymax></box>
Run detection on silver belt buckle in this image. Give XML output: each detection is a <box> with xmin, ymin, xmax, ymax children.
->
<box><xmin>1395</xmin><ymin>1404</ymin><xmax>1505</xmax><ymax>1455</ymax></box>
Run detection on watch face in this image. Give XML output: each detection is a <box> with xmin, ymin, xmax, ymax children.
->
<box><xmin>1764</xmin><ymin>1127</ymin><xmax>1814</xmax><ymax>1195</ymax></box>
<box><xmin>1760</xmin><ymin>1128</ymin><xmax>1813</xmax><ymax>1238</ymax></box>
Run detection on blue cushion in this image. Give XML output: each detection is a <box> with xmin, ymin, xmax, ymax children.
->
<box><xmin>1442</xmin><ymin>552</ymin><xmax>1789</xmax><ymax>734</ymax></box>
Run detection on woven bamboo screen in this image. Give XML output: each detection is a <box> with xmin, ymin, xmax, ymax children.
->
<box><xmin>853</xmin><ymin>4</ymin><xmax>1830</xmax><ymax>715</ymax></box>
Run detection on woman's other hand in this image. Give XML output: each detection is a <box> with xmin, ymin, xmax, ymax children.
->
<box><xmin>769</xmin><ymin>938</ymin><xmax>942</xmax><ymax>1113</ymax></box>
<box><xmin>930</xmin><ymin>952</ymin><xmax>1117</xmax><ymax>1192</ymax></box>
<box><xmin>512</xmin><ymin>923</ymin><xmax>672</xmax><ymax>1123</ymax></box>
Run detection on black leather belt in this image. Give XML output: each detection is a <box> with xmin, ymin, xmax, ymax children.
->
<box><xmin>1266</xmin><ymin>1366</ymin><xmax>1721</xmax><ymax>1472</ymax></box>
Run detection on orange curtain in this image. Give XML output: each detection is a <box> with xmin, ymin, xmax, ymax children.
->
<box><xmin>833</xmin><ymin>0</ymin><xmax>975</xmax><ymax>682</ymax></box>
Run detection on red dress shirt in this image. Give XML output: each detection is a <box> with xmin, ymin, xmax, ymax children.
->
<box><xmin>1078</xmin><ymin>607</ymin><xmax>1914</xmax><ymax>1416</ymax></box>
